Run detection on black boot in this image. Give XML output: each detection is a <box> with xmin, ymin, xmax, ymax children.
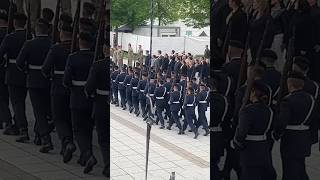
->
<box><xmin>204</xmin><ymin>129</ymin><xmax>210</xmax><ymax>136</ymax></box>
<box><xmin>166</xmin><ymin>124</ymin><xmax>172</xmax><ymax>130</ymax></box>
<box><xmin>122</xmin><ymin>105</ymin><xmax>127</xmax><ymax>110</ymax></box>
<box><xmin>77</xmin><ymin>154</ymin><xmax>86</xmax><ymax>167</ymax></box>
<box><xmin>39</xmin><ymin>135</ymin><xmax>54</xmax><ymax>153</ymax></box>
<box><xmin>33</xmin><ymin>134</ymin><xmax>42</xmax><ymax>146</ymax></box>
<box><xmin>3</xmin><ymin>124</ymin><xmax>19</xmax><ymax>135</ymax></box>
<box><xmin>16</xmin><ymin>129</ymin><xmax>30</xmax><ymax>143</ymax></box>
<box><xmin>63</xmin><ymin>142</ymin><xmax>76</xmax><ymax>163</ymax></box>
<box><xmin>135</xmin><ymin>111</ymin><xmax>140</xmax><ymax>117</ymax></box>
<box><xmin>83</xmin><ymin>154</ymin><xmax>97</xmax><ymax>174</ymax></box>
<box><xmin>129</xmin><ymin>107</ymin><xmax>134</xmax><ymax>113</ymax></box>
<box><xmin>115</xmin><ymin>102</ymin><xmax>119</xmax><ymax>107</ymax></box>
<box><xmin>194</xmin><ymin>129</ymin><xmax>199</xmax><ymax>139</ymax></box>
<box><xmin>102</xmin><ymin>166</ymin><xmax>109</xmax><ymax>177</ymax></box>
<box><xmin>160</xmin><ymin>125</ymin><xmax>165</xmax><ymax>129</ymax></box>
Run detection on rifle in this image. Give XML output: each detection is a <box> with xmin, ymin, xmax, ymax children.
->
<box><xmin>7</xmin><ymin>0</ymin><xmax>14</xmax><ymax>34</ymax></box>
<box><xmin>239</xmin><ymin>0</ymin><xmax>272</xmax><ymax>112</ymax></box>
<box><xmin>93</xmin><ymin>0</ymin><xmax>106</xmax><ymax>62</ymax></box>
<box><xmin>71</xmin><ymin>0</ymin><xmax>81</xmax><ymax>53</ymax></box>
<box><xmin>222</xmin><ymin>21</ymin><xmax>232</xmax><ymax>60</ymax></box>
<box><xmin>52</xmin><ymin>0</ymin><xmax>61</xmax><ymax>43</ymax></box>
<box><xmin>236</xmin><ymin>32</ymin><xmax>251</xmax><ymax>89</ymax></box>
<box><xmin>26</xmin><ymin>1</ymin><xmax>32</xmax><ymax>40</ymax></box>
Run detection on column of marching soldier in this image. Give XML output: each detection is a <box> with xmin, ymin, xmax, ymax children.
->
<box><xmin>110</xmin><ymin>47</ymin><xmax>211</xmax><ymax>139</ymax></box>
<box><xmin>213</xmin><ymin>0</ymin><xmax>320</xmax><ymax>180</ymax></box>
<box><xmin>0</xmin><ymin>2</ymin><xmax>109</xmax><ymax>178</ymax></box>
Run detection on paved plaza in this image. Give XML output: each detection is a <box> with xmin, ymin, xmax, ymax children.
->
<box><xmin>110</xmin><ymin>106</ymin><xmax>210</xmax><ymax>180</ymax></box>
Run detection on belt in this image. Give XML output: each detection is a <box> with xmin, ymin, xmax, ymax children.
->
<box><xmin>29</xmin><ymin>65</ymin><xmax>42</xmax><ymax>70</ymax></box>
<box><xmin>210</xmin><ymin>126</ymin><xmax>222</xmax><ymax>132</ymax></box>
<box><xmin>149</xmin><ymin>94</ymin><xmax>154</xmax><ymax>97</ymax></box>
<box><xmin>127</xmin><ymin>84</ymin><xmax>131</xmax><ymax>86</ymax></box>
<box><xmin>54</xmin><ymin>70</ymin><xmax>64</xmax><ymax>75</ymax></box>
<box><xmin>286</xmin><ymin>125</ymin><xmax>310</xmax><ymax>131</ymax></box>
<box><xmin>72</xmin><ymin>80</ymin><xmax>86</xmax><ymax>86</ymax></box>
<box><xmin>140</xmin><ymin>90</ymin><xmax>144</xmax><ymax>92</ymax></box>
<box><xmin>172</xmin><ymin>101</ymin><xmax>180</xmax><ymax>104</ymax></box>
<box><xmin>156</xmin><ymin>97</ymin><xmax>164</xmax><ymax>100</ymax></box>
<box><xmin>199</xmin><ymin>101</ymin><xmax>207</xmax><ymax>103</ymax></box>
<box><xmin>119</xmin><ymin>82</ymin><xmax>124</xmax><ymax>84</ymax></box>
<box><xmin>96</xmin><ymin>89</ymin><xmax>108</xmax><ymax>95</ymax></box>
<box><xmin>112</xmin><ymin>80</ymin><xmax>116</xmax><ymax>82</ymax></box>
<box><xmin>8</xmin><ymin>59</ymin><xmax>16</xmax><ymax>64</ymax></box>
<box><xmin>186</xmin><ymin>104</ymin><xmax>194</xmax><ymax>107</ymax></box>
<box><xmin>132</xmin><ymin>87</ymin><xmax>137</xmax><ymax>89</ymax></box>
<box><xmin>245</xmin><ymin>135</ymin><xmax>267</xmax><ymax>141</ymax></box>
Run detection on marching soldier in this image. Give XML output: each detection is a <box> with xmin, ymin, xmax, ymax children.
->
<box><xmin>0</xmin><ymin>13</ymin><xmax>29</xmax><ymax>139</ymax></box>
<box><xmin>196</xmin><ymin>83</ymin><xmax>210</xmax><ymax>136</ymax></box>
<box><xmin>233</xmin><ymin>80</ymin><xmax>276</xmax><ymax>180</ymax></box>
<box><xmin>273</xmin><ymin>72</ymin><xmax>320</xmax><ymax>180</ymax></box>
<box><xmin>63</xmin><ymin>32</ymin><xmax>96</xmax><ymax>173</ymax></box>
<box><xmin>144</xmin><ymin>73</ymin><xmax>156</xmax><ymax>121</ymax></box>
<box><xmin>16</xmin><ymin>18</ymin><xmax>53</xmax><ymax>153</ymax></box>
<box><xmin>164</xmin><ymin>75</ymin><xmax>172</xmax><ymax>124</ymax></box>
<box><xmin>137</xmin><ymin>73</ymin><xmax>148</xmax><ymax>118</ymax></box>
<box><xmin>128</xmin><ymin>43</ymin><xmax>133</xmax><ymax>67</ymax></box>
<box><xmin>85</xmin><ymin>56</ymin><xmax>109</xmax><ymax>177</ymax></box>
<box><xmin>41</xmin><ymin>24</ymin><xmax>74</xmax><ymax>162</ymax></box>
<box><xmin>169</xmin><ymin>84</ymin><xmax>183</xmax><ymax>134</ymax></box>
<box><xmin>182</xmin><ymin>87</ymin><xmax>199</xmax><ymax>139</ymax></box>
<box><xmin>110</xmin><ymin>65</ymin><xmax>119</xmax><ymax>106</ymax></box>
<box><xmin>155</xmin><ymin>79</ymin><xmax>166</xmax><ymax>129</ymax></box>
<box><xmin>124</xmin><ymin>67</ymin><xmax>134</xmax><ymax>113</ymax></box>
<box><xmin>131</xmin><ymin>71</ymin><xmax>140</xmax><ymax>116</ymax></box>
<box><xmin>116</xmin><ymin>67</ymin><xmax>127</xmax><ymax>109</ymax></box>
<box><xmin>0</xmin><ymin>10</ymin><xmax>13</xmax><ymax>131</ymax></box>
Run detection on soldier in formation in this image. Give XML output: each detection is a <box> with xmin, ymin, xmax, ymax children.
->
<box><xmin>212</xmin><ymin>0</ymin><xmax>320</xmax><ymax>179</ymax></box>
<box><xmin>0</xmin><ymin>1</ymin><xmax>109</xmax><ymax>178</ymax></box>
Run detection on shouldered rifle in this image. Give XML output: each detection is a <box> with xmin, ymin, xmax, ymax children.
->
<box><xmin>93</xmin><ymin>0</ymin><xmax>106</xmax><ymax>62</ymax></box>
<box><xmin>7</xmin><ymin>0</ymin><xmax>14</xmax><ymax>34</ymax></box>
<box><xmin>52</xmin><ymin>0</ymin><xmax>61</xmax><ymax>43</ymax></box>
<box><xmin>71</xmin><ymin>0</ymin><xmax>81</xmax><ymax>53</ymax></box>
<box><xmin>222</xmin><ymin>21</ymin><xmax>232</xmax><ymax>60</ymax></box>
<box><xmin>26</xmin><ymin>1</ymin><xmax>32</xmax><ymax>40</ymax></box>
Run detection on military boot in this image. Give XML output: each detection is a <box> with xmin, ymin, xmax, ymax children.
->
<box><xmin>203</xmin><ymin>129</ymin><xmax>210</xmax><ymax>136</ymax></box>
<box><xmin>83</xmin><ymin>151</ymin><xmax>97</xmax><ymax>174</ymax></box>
<box><xmin>33</xmin><ymin>133</ymin><xmax>42</xmax><ymax>145</ymax></box>
<box><xmin>102</xmin><ymin>166</ymin><xmax>109</xmax><ymax>177</ymax></box>
<box><xmin>16</xmin><ymin>128</ymin><xmax>30</xmax><ymax>143</ymax></box>
<box><xmin>63</xmin><ymin>142</ymin><xmax>76</xmax><ymax>163</ymax></box>
<box><xmin>3</xmin><ymin>124</ymin><xmax>19</xmax><ymax>135</ymax></box>
<box><xmin>39</xmin><ymin>135</ymin><xmax>54</xmax><ymax>153</ymax></box>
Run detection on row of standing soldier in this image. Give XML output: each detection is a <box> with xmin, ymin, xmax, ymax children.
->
<box><xmin>212</xmin><ymin>0</ymin><xmax>320</xmax><ymax>180</ymax></box>
<box><xmin>0</xmin><ymin>1</ymin><xmax>109</xmax><ymax>178</ymax></box>
<box><xmin>110</xmin><ymin>51</ymin><xmax>211</xmax><ymax>139</ymax></box>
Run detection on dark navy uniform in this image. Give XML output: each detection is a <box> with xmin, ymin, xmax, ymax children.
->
<box><xmin>42</xmin><ymin>40</ymin><xmax>73</xmax><ymax>153</ymax></box>
<box><xmin>115</xmin><ymin>70</ymin><xmax>127</xmax><ymax>108</ymax></box>
<box><xmin>0</xmin><ymin>25</ymin><xmax>12</xmax><ymax>128</ymax></box>
<box><xmin>124</xmin><ymin>72</ymin><xmax>133</xmax><ymax>111</ymax></box>
<box><xmin>110</xmin><ymin>68</ymin><xmax>119</xmax><ymax>105</ymax></box>
<box><xmin>85</xmin><ymin>58</ymin><xmax>109</xmax><ymax>176</ymax></box>
<box><xmin>274</xmin><ymin>90</ymin><xmax>319</xmax><ymax>180</ymax></box>
<box><xmin>130</xmin><ymin>73</ymin><xmax>140</xmax><ymax>115</ymax></box>
<box><xmin>163</xmin><ymin>78</ymin><xmax>172</xmax><ymax>120</ymax></box>
<box><xmin>63</xmin><ymin>49</ymin><xmax>94</xmax><ymax>164</ymax></box>
<box><xmin>263</xmin><ymin>67</ymin><xmax>281</xmax><ymax>102</ymax></box>
<box><xmin>169</xmin><ymin>88</ymin><xmax>182</xmax><ymax>133</ymax></box>
<box><xmin>137</xmin><ymin>78</ymin><xmax>147</xmax><ymax>117</ymax></box>
<box><xmin>233</xmin><ymin>102</ymin><xmax>276</xmax><ymax>180</ymax></box>
<box><xmin>145</xmin><ymin>80</ymin><xmax>156</xmax><ymax>119</ymax></box>
<box><xmin>182</xmin><ymin>91</ymin><xmax>198</xmax><ymax>138</ymax></box>
<box><xmin>16</xmin><ymin>34</ymin><xmax>53</xmax><ymax>146</ymax></box>
<box><xmin>195</xmin><ymin>87</ymin><xmax>209</xmax><ymax>134</ymax></box>
<box><xmin>155</xmin><ymin>83</ymin><xmax>166</xmax><ymax>128</ymax></box>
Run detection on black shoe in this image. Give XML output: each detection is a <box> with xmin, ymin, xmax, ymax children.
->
<box><xmin>178</xmin><ymin>130</ymin><xmax>183</xmax><ymax>135</ymax></box>
<box><xmin>111</xmin><ymin>101</ymin><xmax>116</xmax><ymax>104</ymax></box>
<box><xmin>135</xmin><ymin>111</ymin><xmax>140</xmax><ymax>117</ymax></box>
<box><xmin>143</xmin><ymin>116</ymin><xmax>148</xmax><ymax>121</ymax></box>
<box><xmin>3</xmin><ymin>124</ymin><xmax>19</xmax><ymax>135</ymax></box>
<box><xmin>16</xmin><ymin>130</ymin><xmax>30</xmax><ymax>143</ymax></box>
<box><xmin>164</xmin><ymin>115</ymin><xmax>168</xmax><ymax>120</ymax></box>
<box><xmin>129</xmin><ymin>107</ymin><xmax>134</xmax><ymax>113</ymax></box>
<box><xmin>204</xmin><ymin>129</ymin><xmax>210</xmax><ymax>136</ymax></box>
<box><xmin>33</xmin><ymin>135</ymin><xmax>42</xmax><ymax>146</ymax></box>
<box><xmin>188</xmin><ymin>129</ymin><xmax>193</xmax><ymax>132</ymax></box>
<box><xmin>160</xmin><ymin>125</ymin><xmax>165</xmax><ymax>129</ymax></box>
<box><xmin>39</xmin><ymin>135</ymin><xmax>53</xmax><ymax>153</ymax></box>
<box><xmin>63</xmin><ymin>143</ymin><xmax>76</xmax><ymax>163</ymax></box>
<box><xmin>77</xmin><ymin>158</ymin><xmax>86</xmax><ymax>167</ymax></box>
<box><xmin>102</xmin><ymin>166</ymin><xmax>109</xmax><ymax>177</ymax></box>
<box><xmin>122</xmin><ymin>106</ymin><xmax>127</xmax><ymax>110</ymax></box>
<box><xmin>194</xmin><ymin>131</ymin><xmax>199</xmax><ymax>139</ymax></box>
<box><xmin>166</xmin><ymin>125</ymin><xmax>172</xmax><ymax>130</ymax></box>
<box><xmin>83</xmin><ymin>156</ymin><xmax>97</xmax><ymax>174</ymax></box>
<box><xmin>115</xmin><ymin>103</ymin><xmax>119</xmax><ymax>107</ymax></box>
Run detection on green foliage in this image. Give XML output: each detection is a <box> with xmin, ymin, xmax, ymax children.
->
<box><xmin>178</xmin><ymin>0</ymin><xmax>210</xmax><ymax>28</ymax></box>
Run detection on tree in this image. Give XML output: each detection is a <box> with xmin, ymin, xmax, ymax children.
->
<box><xmin>178</xmin><ymin>0</ymin><xmax>210</xmax><ymax>28</ymax></box>
<box><xmin>153</xmin><ymin>0</ymin><xmax>181</xmax><ymax>26</ymax></box>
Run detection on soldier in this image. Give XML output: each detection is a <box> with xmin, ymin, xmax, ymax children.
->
<box><xmin>163</xmin><ymin>75</ymin><xmax>172</xmax><ymax>123</ymax></box>
<box><xmin>144</xmin><ymin>73</ymin><xmax>156</xmax><ymax>121</ymax></box>
<box><xmin>131</xmin><ymin>71</ymin><xmax>140</xmax><ymax>116</ymax></box>
<box><xmin>204</xmin><ymin>45</ymin><xmax>210</xmax><ymax>60</ymax></box>
<box><xmin>196</xmin><ymin>83</ymin><xmax>210</xmax><ymax>136</ymax></box>
<box><xmin>117</xmin><ymin>45</ymin><xmax>124</xmax><ymax>69</ymax></box>
<box><xmin>0</xmin><ymin>13</ymin><xmax>28</xmax><ymax>139</ymax></box>
<box><xmin>222</xmin><ymin>40</ymin><xmax>243</xmax><ymax>84</ymax></box>
<box><xmin>16</xmin><ymin>18</ymin><xmax>53</xmax><ymax>152</ymax></box>
<box><xmin>169</xmin><ymin>84</ymin><xmax>183</xmax><ymax>134</ymax></box>
<box><xmin>137</xmin><ymin>73</ymin><xmax>148</xmax><ymax>118</ymax></box>
<box><xmin>127</xmin><ymin>43</ymin><xmax>133</xmax><ymax>67</ymax></box>
<box><xmin>155</xmin><ymin>79</ymin><xmax>167</xmax><ymax>129</ymax></box>
<box><xmin>273</xmin><ymin>72</ymin><xmax>319</xmax><ymax>180</ymax></box>
<box><xmin>84</xmin><ymin>56</ymin><xmax>109</xmax><ymax>177</ymax></box>
<box><xmin>116</xmin><ymin>67</ymin><xmax>127</xmax><ymax>109</ymax></box>
<box><xmin>183</xmin><ymin>87</ymin><xmax>199</xmax><ymax>139</ymax></box>
<box><xmin>41</xmin><ymin>24</ymin><xmax>75</xmax><ymax>162</ymax></box>
<box><xmin>58</xmin><ymin>13</ymin><xmax>73</xmax><ymax>29</ymax></box>
<box><xmin>0</xmin><ymin>10</ymin><xmax>13</xmax><ymax>131</ymax></box>
<box><xmin>112</xmin><ymin>46</ymin><xmax>118</xmax><ymax>66</ymax></box>
<box><xmin>137</xmin><ymin>45</ymin><xmax>143</xmax><ymax>65</ymax></box>
<box><xmin>110</xmin><ymin>65</ymin><xmax>119</xmax><ymax>106</ymax></box>
<box><xmin>124</xmin><ymin>67</ymin><xmax>134</xmax><ymax>113</ymax></box>
<box><xmin>232</xmin><ymin>80</ymin><xmax>276</xmax><ymax>180</ymax></box>
<box><xmin>63</xmin><ymin>32</ymin><xmax>96</xmax><ymax>173</ymax></box>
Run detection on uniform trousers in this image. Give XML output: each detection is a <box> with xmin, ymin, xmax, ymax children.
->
<box><xmin>8</xmin><ymin>86</ymin><xmax>27</xmax><ymax>129</ymax></box>
<box><xmin>51</xmin><ymin>93</ymin><xmax>72</xmax><ymax>142</ymax></box>
<box><xmin>241</xmin><ymin>165</ymin><xmax>276</xmax><ymax>180</ymax></box>
<box><xmin>29</xmin><ymin>88</ymin><xmax>51</xmax><ymax>137</ymax></box>
<box><xmin>282</xmin><ymin>157</ymin><xmax>309</xmax><ymax>180</ymax></box>
<box><xmin>132</xmin><ymin>95</ymin><xmax>139</xmax><ymax>113</ymax></box>
<box><xmin>139</xmin><ymin>97</ymin><xmax>146</xmax><ymax>115</ymax></box>
<box><xmin>156</xmin><ymin>103</ymin><xmax>165</xmax><ymax>126</ymax></box>
<box><xmin>183</xmin><ymin>108</ymin><xmax>197</xmax><ymax>133</ymax></box>
<box><xmin>112</xmin><ymin>87</ymin><xmax>118</xmax><ymax>103</ymax></box>
<box><xmin>126</xmin><ymin>89</ymin><xmax>132</xmax><ymax>108</ymax></box>
<box><xmin>171</xmin><ymin>111</ymin><xmax>182</xmax><ymax>130</ymax></box>
<box><xmin>0</xmin><ymin>82</ymin><xmax>12</xmax><ymax>125</ymax></box>
<box><xmin>196</xmin><ymin>109</ymin><xmax>208</xmax><ymax>130</ymax></box>
<box><xmin>71</xmin><ymin>108</ymin><xmax>94</xmax><ymax>155</ymax></box>
<box><xmin>119</xmin><ymin>88</ymin><xmax>126</xmax><ymax>107</ymax></box>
